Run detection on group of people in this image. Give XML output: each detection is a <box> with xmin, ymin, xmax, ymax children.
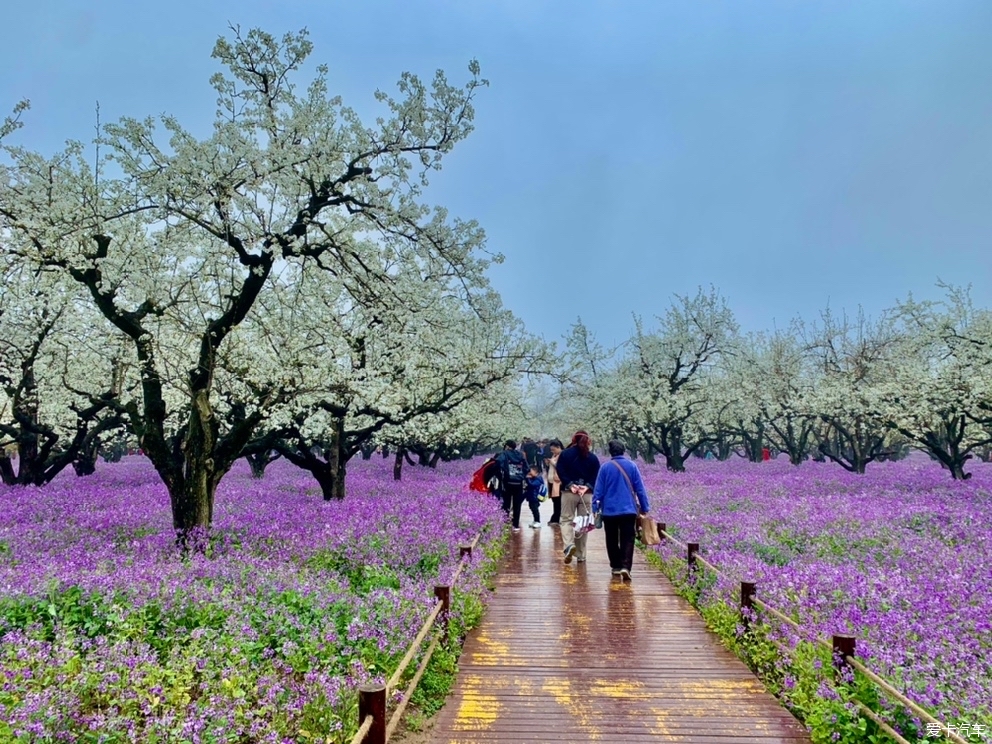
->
<box><xmin>482</xmin><ymin>431</ymin><xmax>650</xmax><ymax>582</ymax></box>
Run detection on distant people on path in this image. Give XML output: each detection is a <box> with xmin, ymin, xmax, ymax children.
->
<box><xmin>544</xmin><ymin>438</ymin><xmax>564</xmax><ymax>526</ymax></box>
<box><xmin>556</xmin><ymin>431</ymin><xmax>600</xmax><ymax>564</ymax></box>
<box><xmin>523</xmin><ymin>466</ymin><xmax>546</xmax><ymax>529</ymax></box>
<box><xmin>592</xmin><ymin>439</ymin><xmax>650</xmax><ymax>582</ymax></box>
<box><xmin>521</xmin><ymin>437</ymin><xmax>541</xmax><ymax>472</ymax></box>
<box><xmin>495</xmin><ymin>440</ymin><xmax>529</xmax><ymax>532</ymax></box>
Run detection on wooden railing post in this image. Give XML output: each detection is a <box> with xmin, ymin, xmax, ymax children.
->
<box><xmin>459</xmin><ymin>545</ymin><xmax>472</xmax><ymax>561</ymax></box>
<box><xmin>832</xmin><ymin>634</ymin><xmax>856</xmax><ymax>680</ymax></box>
<box><xmin>434</xmin><ymin>585</ymin><xmax>451</xmax><ymax>636</ymax></box>
<box><xmin>740</xmin><ymin>581</ymin><xmax>756</xmax><ymax>631</ymax></box>
<box><xmin>687</xmin><ymin>542</ymin><xmax>699</xmax><ymax>578</ymax></box>
<box><xmin>359</xmin><ymin>684</ymin><xmax>386</xmax><ymax>744</ymax></box>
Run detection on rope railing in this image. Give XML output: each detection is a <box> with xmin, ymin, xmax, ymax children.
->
<box><xmin>385</xmin><ymin>634</ymin><xmax>442</xmax><ymax>740</ymax></box>
<box><xmin>844</xmin><ymin>656</ymin><xmax>970</xmax><ymax>744</ymax></box>
<box><xmin>349</xmin><ymin>715</ymin><xmax>374</xmax><ymax>744</ymax></box>
<box><xmin>653</xmin><ymin>520</ymin><xmax>965</xmax><ymax>744</ymax></box>
<box><xmin>352</xmin><ymin>534</ymin><xmax>482</xmax><ymax>744</ymax></box>
<box><xmin>386</xmin><ymin>600</ymin><xmax>444</xmax><ymax>693</ymax></box>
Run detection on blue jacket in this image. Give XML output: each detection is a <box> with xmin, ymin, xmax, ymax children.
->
<box><xmin>592</xmin><ymin>456</ymin><xmax>650</xmax><ymax>517</ymax></box>
<box><xmin>524</xmin><ymin>475</ymin><xmax>546</xmax><ymax>500</ymax></box>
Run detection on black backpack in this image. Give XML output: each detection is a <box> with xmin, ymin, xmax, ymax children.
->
<box><xmin>502</xmin><ymin>451</ymin><xmax>526</xmax><ymax>485</ymax></box>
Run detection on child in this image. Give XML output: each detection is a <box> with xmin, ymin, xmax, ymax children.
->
<box><xmin>523</xmin><ymin>467</ymin><xmax>546</xmax><ymax>529</ymax></box>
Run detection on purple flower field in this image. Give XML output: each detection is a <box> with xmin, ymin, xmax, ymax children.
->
<box><xmin>641</xmin><ymin>456</ymin><xmax>992</xmax><ymax>737</ymax></box>
<box><xmin>0</xmin><ymin>456</ymin><xmax>504</xmax><ymax>743</ymax></box>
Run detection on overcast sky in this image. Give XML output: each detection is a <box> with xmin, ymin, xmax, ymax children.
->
<box><xmin>3</xmin><ymin>1</ymin><xmax>991</xmax><ymax>347</ymax></box>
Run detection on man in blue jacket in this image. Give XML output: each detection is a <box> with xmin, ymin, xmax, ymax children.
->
<box><xmin>592</xmin><ymin>439</ymin><xmax>650</xmax><ymax>582</ymax></box>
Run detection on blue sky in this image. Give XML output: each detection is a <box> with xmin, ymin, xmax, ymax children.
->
<box><xmin>3</xmin><ymin>1</ymin><xmax>991</xmax><ymax>347</ymax></box>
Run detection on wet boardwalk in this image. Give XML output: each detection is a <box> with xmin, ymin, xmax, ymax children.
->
<box><xmin>429</xmin><ymin>505</ymin><xmax>811</xmax><ymax>743</ymax></box>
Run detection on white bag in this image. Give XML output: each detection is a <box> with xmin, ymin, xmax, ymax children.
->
<box><xmin>572</xmin><ymin>492</ymin><xmax>595</xmax><ymax>535</ymax></box>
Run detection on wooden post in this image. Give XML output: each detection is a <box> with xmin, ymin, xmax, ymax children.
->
<box><xmin>687</xmin><ymin>542</ymin><xmax>699</xmax><ymax>578</ymax></box>
<box><xmin>740</xmin><ymin>581</ymin><xmax>756</xmax><ymax>632</ymax></box>
<box><xmin>832</xmin><ymin>634</ymin><xmax>856</xmax><ymax>679</ymax></box>
<box><xmin>435</xmin><ymin>585</ymin><xmax>451</xmax><ymax>636</ymax></box>
<box><xmin>656</xmin><ymin>522</ymin><xmax>666</xmax><ymax>540</ymax></box>
<box><xmin>359</xmin><ymin>684</ymin><xmax>386</xmax><ymax>744</ymax></box>
<box><xmin>459</xmin><ymin>545</ymin><xmax>472</xmax><ymax>561</ymax></box>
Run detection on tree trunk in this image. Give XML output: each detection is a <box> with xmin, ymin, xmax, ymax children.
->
<box><xmin>177</xmin><ymin>394</ymin><xmax>217</xmax><ymax>531</ymax></box>
<box><xmin>246</xmin><ymin>452</ymin><xmax>269</xmax><ymax>479</ymax></box>
<box><xmin>72</xmin><ymin>453</ymin><xmax>97</xmax><ymax>476</ymax></box>
<box><xmin>170</xmin><ymin>457</ymin><xmax>218</xmax><ymax>535</ymax></box>
<box><xmin>0</xmin><ymin>454</ymin><xmax>15</xmax><ymax>486</ymax></box>
<box><xmin>332</xmin><ymin>459</ymin><xmax>347</xmax><ymax>500</ymax></box>
<box><xmin>664</xmin><ymin>451</ymin><xmax>686</xmax><ymax>472</ymax></box>
<box><xmin>716</xmin><ymin>437</ymin><xmax>733</xmax><ymax>461</ymax></box>
<box><xmin>309</xmin><ymin>464</ymin><xmax>336</xmax><ymax>500</ymax></box>
<box><xmin>72</xmin><ymin>436</ymin><xmax>101</xmax><ymax>477</ymax></box>
<box><xmin>393</xmin><ymin>448</ymin><xmax>405</xmax><ymax>481</ymax></box>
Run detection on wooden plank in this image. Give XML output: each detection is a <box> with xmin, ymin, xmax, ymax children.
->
<box><xmin>428</xmin><ymin>506</ymin><xmax>811</xmax><ymax>743</ymax></box>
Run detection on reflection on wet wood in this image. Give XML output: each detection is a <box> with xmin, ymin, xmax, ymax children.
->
<box><xmin>429</xmin><ymin>506</ymin><xmax>811</xmax><ymax>743</ymax></box>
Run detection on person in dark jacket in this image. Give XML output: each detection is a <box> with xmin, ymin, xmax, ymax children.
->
<box><xmin>592</xmin><ymin>439</ymin><xmax>650</xmax><ymax>582</ymax></box>
<box><xmin>521</xmin><ymin>437</ymin><xmax>540</xmax><ymax>471</ymax></box>
<box><xmin>555</xmin><ymin>430</ymin><xmax>600</xmax><ymax>564</ymax></box>
<box><xmin>495</xmin><ymin>440</ymin><xmax>528</xmax><ymax>532</ymax></box>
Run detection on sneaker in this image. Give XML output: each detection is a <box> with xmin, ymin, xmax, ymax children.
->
<box><xmin>611</xmin><ymin>569</ymin><xmax>622</xmax><ymax>576</ymax></box>
<box><xmin>619</xmin><ymin>569</ymin><xmax>631</xmax><ymax>582</ymax></box>
<box><xmin>563</xmin><ymin>544</ymin><xmax>575</xmax><ymax>564</ymax></box>
<box><xmin>576</xmin><ymin>557</ymin><xmax>586</xmax><ymax>563</ymax></box>
<box><xmin>530</xmin><ymin>522</ymin><xmax>541</xmax><ymax>529</ymax></box>
<box><xmin>512</xmin><ymin>527</ymin><xmax>521</xmax><ymax>532</ymax></box>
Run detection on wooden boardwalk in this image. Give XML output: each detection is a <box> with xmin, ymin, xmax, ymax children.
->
<box><xmin>429</xmin><ymin>506</ymin><xmax>811</xmax><ymax>743</ymax></box>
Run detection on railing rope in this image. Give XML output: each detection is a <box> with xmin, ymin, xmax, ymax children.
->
<box><xmin>653</xmin><ymin>521</ymin><xmax>962</xmax><ymax>742</ymax></box>
<box><xmin>385</xmin><ymin>634</ymin><xmax>442</xmax><ymax>740</ymax></box>
<box><xmin>386</xmin><ymin>600</ymin><xmax>444</xmax><ymax>692</ymax></box>
<box><xmin>355</xmin><ymin>530</ymin><xmax>481</xmax><ymax>742</ymax></box>
<box><xmin>845</xmin><ymin>656</ymin><xmax>971</xmax><ymax>744</ymax></box>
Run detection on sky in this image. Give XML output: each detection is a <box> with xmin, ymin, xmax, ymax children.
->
<box><xmin>3</xmin><ymin>0</ymin><xmax>991</xmax><ymax>348</ymax></box>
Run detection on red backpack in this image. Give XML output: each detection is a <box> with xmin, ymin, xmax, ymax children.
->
<box><xmin>469</xmin><ymin>460</ymin><xmax>492</xmax><ymax>493</ymax></box>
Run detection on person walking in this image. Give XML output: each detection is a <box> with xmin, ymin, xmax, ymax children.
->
<box><xmin>495</xmin><ymin>440</ymin><xmax>528</xmax><ymax>532</ymax></box>
<box><xmin>521</xmin><ymin>437</ymin><xmax>541</xmax><ymax>471</ymax></box>
<box><xmin>592</xmin><ymin>439</ymin><xmax>650</xmax><ymax>582</ymax></box>
<box><xmin>544</xmin><ymin>438</ymin><xmax>564</xmax><ymax>526</ymax></box>
<box><xmin>556</xmin><ymin>431</ymin><xmax>600</xmax><ymax>564</ymax></box>
<box><xmin>523</xmin><ymin>466</ymin><xmax>546</xmax><ymax>528</ymax></box>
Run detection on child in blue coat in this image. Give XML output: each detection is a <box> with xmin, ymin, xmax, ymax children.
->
<box><xmin>523</xmin><ymin>467</ymin><xmax>546</xmax><ymax>529</ymax></box>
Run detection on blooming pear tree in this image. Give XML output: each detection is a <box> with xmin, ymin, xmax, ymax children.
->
<box><xmin>570</xmin><ymin>288</ymin><xmax>738</xmax><ymax>471</ymax></box>
<box><xmin>882</xmin><ymin>288</ymin><xmax>992</xmax><ymax>479</ymax></box>
<box><xmin>0</xmin><ymin>256</ymin><xmax>128</xmax><ymax>485</ymax></box>
<box><xmin>264</xmin><ymin>282</ymin><xmax>547</xmax><ymax>497</ymax></box>
<box><xmin>727</xmin><ymin>330</ymin><xmax>818</xmax><ymax>464</ymax></box>
<box><xmin>800</xmin><ymin>309</ymin><xmax>900</xmax><ymax>473</ymax></box>
<box><xmin>378</xmin><ymin>375</ymin><xmax>531</xmax><ymax>480</ymax></box>
<box><xmin>0</xmin><ymin>27</ymin><xmax>493</xmax><ymax>533</ymax></box>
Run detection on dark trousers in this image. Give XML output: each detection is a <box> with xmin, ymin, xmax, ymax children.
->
<box><xmin>525</xmin><ymin>493</ymin><xmax>541</xmax><ymax>523</ymax></box>
<box><xmin>502</xmin><ymin>484</ymin><xmax>525</xmax><ymax>528</ymax></box>
<box><xmin>548</xmin><ymin>496</ymin><xmax>562</xmax><ymax>524</ymax></box>
<box><xmin>603</xmin><ymin>514</ymin><xmax>637</xmax><ymax>571</ymax></box>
